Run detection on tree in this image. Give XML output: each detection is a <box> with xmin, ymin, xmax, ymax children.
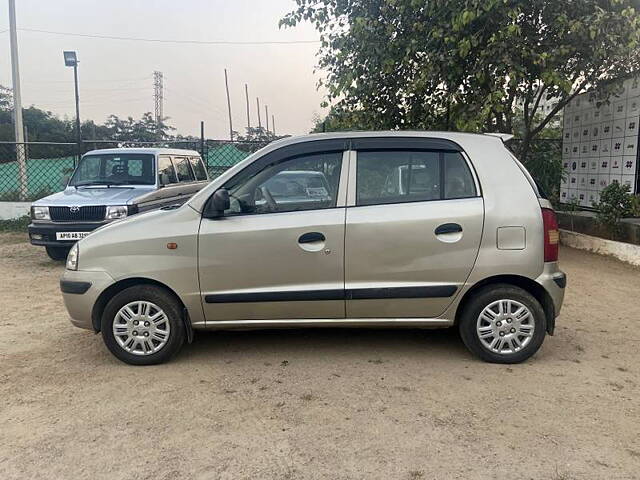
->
<box><xmin>282</xmin><ymin>0</ymin><xmax>640</xmax><ymax>161</ymax></box>
<box><xmin>0</xmin><ymin>85</ymin><xmax>12</xmax><ymax>110</ymax></box>
<box><xmin>0</xmin><ymin>85</ymin><xmax>177</xmax><ymax>143</ymax></box>
<box><xmin>233</xmin><ymin>126</ymin><xmax>283</xmax><ymax>142</ymax></box>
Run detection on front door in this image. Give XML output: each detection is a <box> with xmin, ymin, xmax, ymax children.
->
<box><xmin>198</xmin><ymin>148</ymin><xmax>348</xmax><ymax>321</ymax></box>
<box><xmin>345</xmin><ymin>145</ymin><xmax>484</xmax><ymax>318</ymax></box>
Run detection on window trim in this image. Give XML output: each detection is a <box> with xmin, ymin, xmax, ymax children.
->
<box><xmin>348</xmin><ymin>148</ymin><xmax>481</xmax><ymax>208</ymax></box>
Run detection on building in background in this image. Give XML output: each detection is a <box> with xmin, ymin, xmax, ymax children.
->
<box><xmin>560</xmin><ymin>76</ymin><xmax>640</xmax><ymax>206</ymax></box>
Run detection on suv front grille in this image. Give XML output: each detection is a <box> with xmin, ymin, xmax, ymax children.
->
<box><xmin>50</xmin><ymin>205</ymin><xmax>106</xmax><ymax>222</ymax></box>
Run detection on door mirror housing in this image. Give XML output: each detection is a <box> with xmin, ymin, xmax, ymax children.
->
<box><xmin>159</xmin><ymin>173</ymin><xmax>170</xmax><ymax>187</ymax></box>
<box><xmin>62</xmin><ymin>175</ymin><xmax>70</xmax><ymax>187</ymax></box>
<box><xmin>203</xmin><ymin>188</ymin><xmax>230</xmax><ymax>218</ymax></box>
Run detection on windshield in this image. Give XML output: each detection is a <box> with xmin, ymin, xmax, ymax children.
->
<box><xmin>70</xmin><ymin>153</ymin><xmax>155</xmax><ymax>186</ymax></box>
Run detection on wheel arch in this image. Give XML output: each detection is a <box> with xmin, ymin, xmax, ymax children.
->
<box><xmin>91</xmin><ymin>277</ymin><xmax>193</xmax><ymax>342</ymax></box>
<box><xmin>454</xmin><ymin>274</ymin><xmax>555</xmax><ymax>335</ymax></box>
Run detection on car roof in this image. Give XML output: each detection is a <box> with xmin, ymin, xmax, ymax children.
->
<box><xmin>83</xmin><ymin>147</ymin><xmax>201</xmax><ymax>156</ymax></box>
<box><xmin>266</xmin><ymin>130</ymin><xmax>507</xmax><ymax>149</ymax></box>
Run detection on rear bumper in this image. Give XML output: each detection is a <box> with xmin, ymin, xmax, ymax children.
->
<box><xmin>28</xmin><ymin>221</ymin><xmax>107</xmax><ymax>247</ymax></box>
<box><xmin>535</xmin><ymin>262</ymin><xmax>566</xmax><ymax>318</ymax></box>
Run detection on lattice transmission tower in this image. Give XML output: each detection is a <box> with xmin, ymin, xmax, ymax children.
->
<box><xmin>153</xmin><ymin>71</ymin><xmax>164</xmax><ymax>129</ymax></box>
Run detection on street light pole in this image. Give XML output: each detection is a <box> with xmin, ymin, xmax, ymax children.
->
<box><xmin>64</xmin><ymin>51</ymin><xmax>81</xmax><ymax>160</ymax></box>
<box><xmin>8</xmin><ymin>0</ymin><xmax>27</xmax><ymax>200</ymax></box>
<box><xmin>73</xmin><ymin>62</ymin><xmax>81</xmax><ymax>153</ymax></box>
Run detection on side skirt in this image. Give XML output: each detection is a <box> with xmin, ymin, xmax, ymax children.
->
<box><xmin>192</xmin><ymin>318</ymin><xmax>454</xmax><ymax>330</ymax></box>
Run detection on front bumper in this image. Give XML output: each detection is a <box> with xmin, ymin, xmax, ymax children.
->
<box><xmin>29</xmin><ymin>221</ymin><xmax>108</xmax><ymax>247</ymax></box>
<box><xmin>61</xmin><ymin>269</ymin><xmax>115</xmax><ymax>331</ymax></box>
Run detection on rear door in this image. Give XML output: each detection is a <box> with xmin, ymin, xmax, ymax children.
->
<box><xmin>344</xmin><ymin>138</ymin><xmax>484</xmax><ymax>318</ymax></box>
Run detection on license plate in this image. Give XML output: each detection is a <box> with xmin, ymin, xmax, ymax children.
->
<box><xmin>56</xmin><ymin>232</ymin><xmax>90</xmax><ymax>241</ymax></box>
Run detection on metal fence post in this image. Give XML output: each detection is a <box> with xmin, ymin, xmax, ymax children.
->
<box><xmin>200</xmin><ymin>121</ymin><xmax>205</xmax><ymax>160</ymax></box>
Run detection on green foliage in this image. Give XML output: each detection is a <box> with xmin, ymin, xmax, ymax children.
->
<box><xmin>234</xmin><ymin>126</ymin><xmax>277</xmax><ymax>142</ymax></box>
<box><xmin>282</xmin><ymin>0</ymin><xmax>640</xmax><ymax>160</ymax></box>
<box><xmin>0</xmin><ymin>87</ymin><xmax>175</xmax><ymax>143</ymax></box>
<box><xmin>564</xmin><ymin>197</ymin><xmax>582</xmax><ymax>231</ymax></box>
<box><xmin>594</xmin><ymin>183</ymin><xmax>634</xmax><ymax>239</ymax></box>
<box><xmin>0</xmin><ymin>215</ymin><xmax>30</xmax><ymax>232</ymax></box>
<box><xmin>630</xmin><ymin>194</ymin><xmax>640</xmax><ymax>218</ymax></box>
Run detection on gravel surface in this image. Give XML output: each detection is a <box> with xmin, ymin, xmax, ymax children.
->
<box><xmin>1</xmin><ymin>233</ymin><xmax>639</xmax><ymax>479</ymax></box>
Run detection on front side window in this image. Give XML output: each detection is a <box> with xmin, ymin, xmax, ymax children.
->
<box><xmin>189</xmin><ymin>156</ymin><xmax>208</xmax><ymax>181</ymax></box>
<box><xmin>356</xmin><ymin>150</ymin><xmax>476</xmax><ymax>206</ymax></box>
<box><xmin>223</xmin><ymin>151</ymin><xmax>343</xmax><ymax>215</ymax></box>
<box><xmin>173</xmin><ymin>156</ymin><xmax>195</xmax><ymax>182</ymax></box>
<box><xmin>70</xmin><ymin>153</ymin><xmax>155</xmax><ymax>186</ymax></box>
<box><xmin>158</xmin><ymin>156</ymin><xmax>178</xmax><ymax>184</ymax></box>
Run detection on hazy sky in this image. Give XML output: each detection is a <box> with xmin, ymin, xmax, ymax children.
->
<box><xmin>0</xmin><ymin>0</ymin><xmax>327</xmax><ymax>138</ymax></box>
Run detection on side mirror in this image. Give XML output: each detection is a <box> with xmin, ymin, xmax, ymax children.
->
<box><xmin>159</xmin><ymin>173</ymin><xmax>170</xmax><ymax>187</ymax></box>
<box><xmin>203</xmin><ymin>188</ymin><xmax>230</xmax><ymax>219</ymax></box>
<box><xmin>62</xmin><ymin>175</ymin><xmax>70</xmax><ymax>187</ymax></box>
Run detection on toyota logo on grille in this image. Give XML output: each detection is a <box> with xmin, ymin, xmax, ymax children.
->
<box><xmin>69</xmin><ymin>205</ymin><xmax>80</xmax><ymax>213</ymax></box>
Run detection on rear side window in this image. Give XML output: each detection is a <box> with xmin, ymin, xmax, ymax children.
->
<box><xmin>189</xmin><ymin>156</ymin><xmax>208</xmax><ymax>181</ymax></box>
<box><xmin>173</xmin><ymin>156</ymin><xmax>195</xmax><ymax>182</ymax></box>
<box><xmin>356</xmin><ymin>150</ymin><xmax>477</xmax><ymax>206</ymax></box>
<box><xmin>443</xmin><ymin>152</ymin><xmax>477</xmax><ymax>199</ymax></box>
<box><xmin>158</xmin><ymin>156</ymin><xmax>178</xmax><ymax>184</ymax></box>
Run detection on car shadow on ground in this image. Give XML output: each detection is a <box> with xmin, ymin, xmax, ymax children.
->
<box><xmin>175</xmin><ymin>326</ymin><xmax>472</xmax><ymax>364</ymax></box>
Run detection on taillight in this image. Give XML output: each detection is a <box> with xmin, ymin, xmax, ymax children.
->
<box><xmin>542</xmin><ymin>208</ymin><xmax>559</xmax><ymax>262</ymax></box>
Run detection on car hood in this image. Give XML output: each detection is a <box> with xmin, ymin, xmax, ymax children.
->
<box><xmin>32</xmin><ymin>186</ymin><xmax>154</xmax><ymax>206</ymax></box>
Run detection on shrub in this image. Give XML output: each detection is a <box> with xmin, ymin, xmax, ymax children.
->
<box><xmin>593</xmin><ymin>183</ymin><xmax>634</xmax><ymax>240</ymax></box>
<box><xmin>0</xmin><ymin>215</ymin><xmax>30</xmax><ymax>232</ymax></box>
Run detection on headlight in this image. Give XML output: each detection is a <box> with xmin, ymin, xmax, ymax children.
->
<box><xmin>105</xmin><ymin>205</ymin><xmax>128</xmax><ymax>220</ymax></box>
<box><xmin>31</xmin><ymin>206</ymin><xmax>50</xmax><ymax>220</ymax></box>
<box><xmin>66</xmin><ymin>243</ymin><xmax>79</xmax><ymax>270</ymax></box>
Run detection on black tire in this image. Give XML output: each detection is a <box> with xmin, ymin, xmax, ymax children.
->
<box><xmin>458</xmin><ymin>284</ymin><xmax>547</xmax><ymax>364</ymax></box>
<box><xmin>101</xmin><ymin>285</ymin><xmax>185</xmax><ymax>365</ymax></box>
<box><xmin>46</xmin><ymin>246</ymin><xmax>70</xmax><ymax>261</ymax></box>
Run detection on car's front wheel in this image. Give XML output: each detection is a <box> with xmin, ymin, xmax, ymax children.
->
<box><xmin>101</xmin><ymin>285</ymin><xmax>185</xmax><ymax>365</ymax></box>
<box><xmin>459</xmin><ymin>284</ymin><xmax>547</xmax><ymax>363</ymax></box>
<box><xmin>45</xmin><ymin>246</ymin><xmax>70</xmax><ymax>261</ymax></box>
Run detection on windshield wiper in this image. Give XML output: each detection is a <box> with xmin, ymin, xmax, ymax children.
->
<box><xmin>73</xmin><ymin>180</ymin><xmax>126</xmax><ymax>187</ymax></box>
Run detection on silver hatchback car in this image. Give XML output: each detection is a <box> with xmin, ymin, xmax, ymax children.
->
<box><xmin>60</xmin><ymin>132</ymin><xmax>566</xmax><ymax>365</ymax></box>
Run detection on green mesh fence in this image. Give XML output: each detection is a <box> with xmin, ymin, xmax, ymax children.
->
<box><xmin>0</xmin><ymin>140</ymin><xmax>270</xmax><ymax>201</ymax></box>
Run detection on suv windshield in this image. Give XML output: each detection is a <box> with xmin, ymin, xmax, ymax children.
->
<box><xmin>70</xmin><ymin>153</ymin><xmax>155</xmax><ymax>186</ymax></box>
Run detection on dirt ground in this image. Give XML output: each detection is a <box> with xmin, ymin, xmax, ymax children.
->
<box><xmin>0</xmin><ymin>233</ymin><xmax>639</xmax><ymax>480</ymax></box>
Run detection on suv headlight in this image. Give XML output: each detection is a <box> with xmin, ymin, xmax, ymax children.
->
<box><xmin>105</xmin><ymin>205</ymin><xmax>128</xmax><ymax>220</ymax></box>
<box><xmin>31</xmin><ymin>206</ymin><xmax>50</xmax><ymax>220</ymax></box>
<box><xmin>66</xmin><ymin>243</ymin><xmax>79</xmax><ymax>270</ymax></box>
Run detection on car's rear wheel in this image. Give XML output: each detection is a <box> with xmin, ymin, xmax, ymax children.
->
<box><xmin>45</xmin><ymin>246</ymin><xmax>70</xmax><ymax>261</ymax></box>
<box><xmin>459</xmin><ymin>284</ymin><xmax>546</xmax><ymax>363</ymax></box>
<box><xmin>101</xmin><ymin>285</ymin><xmax>185</xmax><ymax>365</ymax></box>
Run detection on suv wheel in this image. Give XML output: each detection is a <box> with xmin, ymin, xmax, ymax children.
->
<box><xmin>46</xmin><ymin>246</ymin><xmax>70</xmax><ymax>261</ymax></box>
<box><xmin>459</xmin><ymin>284</ymin><xmax>547</xmax><ymax>364</ymax></box>
<box><xmin>101</xmin><ymin>285</ymin><xmax>185</xmax><ymax>365</ymax></box>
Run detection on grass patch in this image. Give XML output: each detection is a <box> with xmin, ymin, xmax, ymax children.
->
<box><xmin>0</xmin><ymin>215</ymin><xmax>31</xmax><ymax>232</ymax></box>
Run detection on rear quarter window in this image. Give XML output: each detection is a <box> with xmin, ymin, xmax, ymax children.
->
<box><xmin>173</xmin><ymin>156</ymin><xmax>195</xmax><ymax>182</ymax></box>
<box><xmin>189</xmin><ymin>156</ymin><xmax>208</xmax><ymax>181</ymax></box>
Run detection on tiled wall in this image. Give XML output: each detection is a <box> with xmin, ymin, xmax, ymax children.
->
<box><xmin>561</xmin><ymin>77</ymin><xmax>640</xmax><ymax>206</ymax></box>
